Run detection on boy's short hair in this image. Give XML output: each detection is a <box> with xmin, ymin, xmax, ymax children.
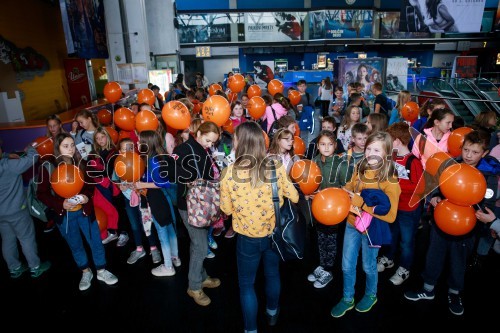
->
<box><xmin>349</xmin><ymin>93</ymin><xmax>362</xmax><ymax>103</ymax></box>
<box><xmin>387</xmin><ymin>122</ymin><xmax>411</xmax><ymax>146</ymax></box>
<box><xmin>463</xmin><ymin>129</ymin><xmax>490</xmax><ymax>151</ymax></box>
<box><xmin>372</xmin><ymin>82</ymin><xmax>383</xmax><ymax>92</ymax></box>
<box><xmin>321</xmin><ymin>116</ymin><xmax>336</xmax><ymax>127</ymax></box>
<box><xmin>297</xmin><ymin>79</ymin><xmax>307</xmax><ymax>86</ymax></box>
<box><xmin>348</xmin><ymin>82</ymin><xmax>356</xmax><ymax>89</ymax></box>
<box><xmin>351</xmin><ymin>123</ymin><xmax>369</xmax><ymax>137</ymax></box>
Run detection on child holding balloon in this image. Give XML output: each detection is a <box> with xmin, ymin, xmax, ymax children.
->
<box><xmin>37</xmin><ymin>133</ymin><xmax>118</xmax><ymax>291</ymax></box>
<box><xmin>331</xmin><ymin>132</ymin><xmax>401</xmax><ymax>318</ymax></box>
<box><xmin>405</xmin><ymin>130</ymin><xmax>499</xmax><ymax>316</ymax></box>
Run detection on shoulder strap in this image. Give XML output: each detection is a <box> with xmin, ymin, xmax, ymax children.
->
<box><xmin>405</xmin><ymin>154</ymin><xmax>417</xmax><ymax>173</ymax></box>
<box><xmin>306</xmin><ymin>92</ymin><xmax>310</xmax><ymax>105</ymax></box>
<box><xmin>270</xmin><ymin>164</ymin><xmax>281</xmax><ymax>231</ymax></box>
<box><xmin>418</xmin><ymin>134</ymin><xmax>427</xmax><ymax>156</ymax></box>
<box><xmin>270</xmin><ymin>107</ymin><xmax>278</xmax><ymax>123</ymax></box>
<box><xmin>187</xmin><ymin>144</ymin><xmax>202</xmax><ymax>179</ymax></box>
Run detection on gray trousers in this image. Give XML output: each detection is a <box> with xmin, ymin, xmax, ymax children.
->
<box><xmin>179</xmin><ymin>210</ymin><xmax>208</xmax><ymax>290</ymax></box>
<box><xmin>0</xmin><ymin>209</ymin><xmax>41</xmax><ymax>271</ymax></box>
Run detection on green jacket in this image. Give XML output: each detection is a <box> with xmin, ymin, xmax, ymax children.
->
<box><xmin>337</xmin><ymin>149</ymin><xmax>365</xmax><ymax>187</ymax></box>
<box><xmin>313</xmin><ymin>154</ymin><xmax>343</xmax><ymax>190</ymax></box>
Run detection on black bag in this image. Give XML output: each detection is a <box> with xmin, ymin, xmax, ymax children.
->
<box><xmin>270</xmin><ymin>164</ymin><xmax>305</xmax><ymax>261</ymax></box>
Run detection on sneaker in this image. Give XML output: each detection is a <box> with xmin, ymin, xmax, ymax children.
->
<box><xmin>224</xmin><ymin>227</ymin><xmax>236</xmax><ymax>238</ymax></box>
<box><xmin>377</xmin><ymin>256</ymin><xmax>394</xmax><ymax>273</ymax></box>
<box><xmin>389</xmin><ymin>266</ymin><xmax>410</xmax><ymax>286</ymax></box>
<box><xmin>448</xmin><ymin>293</ymin><xmax>464</xmax><ymax>316</ymax></box>
<box><xmin>116</xmin><ymin>233</ymin><xmax>129</xmax><ymax>247</ymax></box>
<box><xmin>187</xmin><ymin>289</ymin><xmax>211</xmax><ymax>306</ymax></box>
<box><xmin>151</xmin><ymin>264</ymin><xmax>175</xmax><ymax>277</ymax></box>
<box><xmin>355</xmin><ymin>294</ymin><xmax>378</xmax><ymax>312</ymax></box>
<box><xmin>97</xmin><ymin>269</ymin><xmax>118</xmax><ymax>285</ymax></box>
<box><xmin>208</xmin><ymin>235</ymin><xmax>218</xmax><ymax>250</ymax></box>
<box><xmin>79</xmin><ymin>270</ymin><xmax>93</xmax><ymax>291</ymax></box>
<box><xmin>10</xmin><ymin>263</ymin><xmax>29</xmax><ymax>279</ymax></box>
<box><xmin>102</xmin><ymin>231</ymin><xmax>118</xmax><ymax>245</ymax></box>
<box><xmin>213</xmin><ymin>227</ymin><xmax>224</xmax><ymax>237</ymax></box>
<box><xmin>43</xmin><ymin>220</ymin><xmax>55</xmax><ymax>233</ymax></box>
<box><xmin>127</xmin><ymin>250</ymin><xmax>146</xmax><ymax>264</ymax></box>
<box><xmin>151</xmin><ymin>248</ymin><xmax>162</xmax><ymax>264</ymax></box>
<box><xmin>307</xmin><ymin>266</ymin><xmax>325</xmax><ymax>282</ymax></box>
<box><xmin>331</xmin><ymin>298</ymin><xmax>355</xmax><ymax>318</ymax></box>
<box><xmin>313</xmin><ymin>270</ymin><xmax>333</xmax><ymax>289</ymax></box>
<box><xmin>404</xmin><ymin>288</ymin><xmax>435</xmax><ymax>301</ymax></box>
<box><xmin>202</xmin><ymin>276</ymin><xmax>221</xmax><ymax>289</ymax></box>
<box><xmin>172</xmin><ymin>256</ymin><xmax>182</xmax><ymax>267</ymax></box>
<box><xmin>30</xmin><ymin>261</ymin><xmax>51</xmax><ymax>278</ymax></box>
<box><xmin>206</xmin><ymin>249</ymin><xmax>215</xmax><ymax>259</ymax></box>
<box><xmin>266</xmin><ymin>307</ymin><xmax>280</xmax><ymax>326</ymax></box>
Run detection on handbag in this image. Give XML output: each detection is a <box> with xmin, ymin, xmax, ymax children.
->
<box><xmin>270</xmin><ymin>164</ymin><xmax>305</xmax><ymax>261</ymax></box>
<box><xmin>185</xmin><ymin>144</ymin><xmax>221</xmax><ymax>228</ymax></box>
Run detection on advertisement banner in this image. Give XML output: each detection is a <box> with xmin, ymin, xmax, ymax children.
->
<box><xmin>245</xmin><ymin>12</ymin><xmax>307</xmax><ymax>42</ymax></box>
<box><xmin>451</xmin><ymin>56</ymin><xmax>478</xmax><ymax>78</ymax></box>
<box><xmin>386</xmin><ymin>58</ymin><xmax>409</xmax><ymax>92</ymax></box>
<box><xmin>399</xmin><ymin>0</ymin><xmax>486</xmax><ymax>33</ymax></box>
<box><xmin>380</xmin><ymin>12</ymin><xmax>431</xmax><ymax>38</ymax></box>
<box><xmin>496</xmin><ymin>0</ymin><xmax>500</xmax><ymax>31</ymax></box>
<box><xmin>252</xmin><ymin>61</ymin><xmax>275</xmax><ymax>88</ymax></box>
<box><xmin>338</xmin><ymin>58</ymin><xmax>386</xmax><ymax>99</ymax></box>
<box><xmin>178</xmin><ymin>13</ymin><xmax>241</xmax><ymax>43</ymax></box>
<box><xmin>310</xmin><ymin>10</ymin><xmax>373</xmax><ymax>39</ymax></box>
<box><xmin>64</xmin><ymin>58</ymin><xmax>90</xmax><ymax>108</ymax></box>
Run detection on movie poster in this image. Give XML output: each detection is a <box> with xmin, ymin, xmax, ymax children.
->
<box><xmin>245</xmin><ymin>12</ymin><xmax>307</xmax><ymax>42</ymax></box>
<box><xmin>386</xmin><ymin>58</ymin><xmax>409</xmax><ymax>92</ymax></box>
<box><xmin>309</xmin><ymin>10</ymin><xmax>373</xmax><ymax>39</ymax></box>
<box><xmin>178</xmin><ymin>13</ymin><xmax>241</xmax><ymax>43</ymax></box>
<box><xmin>63</xmin><ymin>0</ymin><xmax>108</xmax><ymax>58</ymax></box>
<box><xmin>399</xmin><ymin>0</ymin><xmax>486</xmax><ymax>33</ymax></box>
<box><xmin>380</xmin><ymin>12</ymin><xmax>431</xmax><ymax>39</ymax></box>
<box><xmin>252</xmin><ymin>60</ymin><xmax>275</xmax><ymax>88</ymax></box>
<box><xmin>338</xmin><ymin>58</ymin><xmax>386</xmax><ymax>98</ymax></box>
<box><xmin>451</xmin><ymin>56</ymin><xmax>478</xmax><ymax>78</ymax></box>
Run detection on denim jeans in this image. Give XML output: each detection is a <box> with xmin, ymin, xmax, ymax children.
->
<box><xmin>387</xmin><ymin>207</ymin><xmax>421</xmax><ymax>270</ymax></box>
<box><xmin>123</xmin><ymin>197</ymin><xmax>157</xmax><ymax>249</ymax></box>
<box><xmin>237</xmin><ymin>234</ymin><xmax>280</xmax><ymax>332</ymax></box>
<box><xmin>57</xmin><ymin>210</ymin><xmax>106</xmax><ymax>271</ymax></box>
<box><xmin>153</xmin><ymin>218</ymin><xmax>178</xmax><ymax>267</ymax></box>
<box><xmin>342</xmin><ymin>223</ymin><xmax>379</xmax><ymax>301</ymax></box>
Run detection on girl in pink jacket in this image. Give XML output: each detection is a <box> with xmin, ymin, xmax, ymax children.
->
<box><xmin>261</xmin><ymin>93</ymin><xmax>291</xmax><ymax>133</ymax></box>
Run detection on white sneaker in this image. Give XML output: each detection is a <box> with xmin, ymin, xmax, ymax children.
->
<box><xmin>79</xmin><ymin>271</ymin><xmax>93</xmax><ymax>291</ymax></box>
<box><xmin>206</xmin><ymin>250</ymin><xmax>215</xmax><ymax>259</ymax></box>
<box><xmin>102</xmin><ymin>232</ymin><xmax>118</xmax><ymax>245</ymax></box>
<box><xmin>127</xmin><ymin>250</ymin><xmax>146</xmax><ymax>264</ymax></box>
<box><xmin>389</xmin><ymin>266</ymin><xmax>410</xmax><ymax>286</ymax></box>
<box><xmin>377</xmin><ymin>256</ymin><xmax>394</xmax><ymax>273</ymax></box>
<box><xmin>313</xmin><ymin>270</ymin><xmax>333</xmax><ymax>289</ymax></box>
<box><xmin>172</xmin><ymin>256</ymin><xmax>182</xmax><ymax>267</ymax></box>
<box><xmin>307</xmin><ymin>266</ymin><xmax>325</xmax><ymax>282</ymax></box>
<box><xmin>152</xmin><ymin>264</ymin><xmax>175</xmax><ymax>277</ymax></box>
<box><xmin>97</xmin><ymin>269</ymin><xmax>118</xmax><ymax>285</ymax></box>
<box><xmin>116</xmin><ymin>233</ymin><xmax>129</xmax><ymax>247</ymax></box>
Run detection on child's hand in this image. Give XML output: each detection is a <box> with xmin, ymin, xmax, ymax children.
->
<box><xmin>429</xmin><ymin>197</ymin><xmax>441</xmax><ymax>207</ymax></box>
<box><xmin>71</xmin><ymin>121</ymin><xmax>79</xmax><ymax>133</ymax></box>
<box><xmin>305</xmin><ymin>194</ymin><xmax>316</xmax><ymax>200</ymax></box>
<box><xmin>63</xmin><ymin>199</ymin><xmax>76</xmax><ymax>210</ymax></box>
<box><xmin>475</xmin><ymin>206</ymin><xmax>496</xmax><ymax>224</ymax></box>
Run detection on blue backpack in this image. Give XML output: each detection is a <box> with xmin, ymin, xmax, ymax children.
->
<box><xmin>298</xmin><ymin>93</ymin><xmax>315</xmax><ymax>134</ymax></box>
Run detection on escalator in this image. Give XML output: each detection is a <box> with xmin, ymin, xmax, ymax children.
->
<box><xmin>468</xmin><ymin>78</ymin><xmax>500</xmax><ymax>114</ymax></box>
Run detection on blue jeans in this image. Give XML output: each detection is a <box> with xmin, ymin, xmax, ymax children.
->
<box><xmin>123</xmin><ymin>197</ymin><xmax>157</xmax><ymax>249</ymax></box>
<box><xmin>342</xmin><ymin>223</ymin><xmax>379</xmax><ymax>301</ymax></box>
<box><xmin>153</xmin><ymin>219</ymin><xmax>178</xmax><ymax>267</ymax></box>
<box><xmin>57</xmin><ymin>210</ymin><xmax>106</xmax><ymax>271</ymax></box>
<box><xmin>387</xmin><ymin>207</ymin><xmax>421</xmax><ymax>270</ymax></box>
<box><xmin>236</xmin><ymin>234</ymin><xmax>280</xmax><ymax>331</ymax></box>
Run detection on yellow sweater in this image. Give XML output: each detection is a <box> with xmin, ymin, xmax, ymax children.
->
<box><xmin>220</xmin><ymin>163</ymin><xmax>299</xmax><ymax>238</ymax></box>
<box><xmin>344</xmin><ymin>169</ymin><xmax>401</xmax><ymax>225</ymax></box>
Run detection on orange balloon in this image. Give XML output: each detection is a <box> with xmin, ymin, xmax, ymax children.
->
<box><xmin>263</xmin><ymin>130</ymin><xmax>270</xmax><ymax>149</ymax></box>
<box><xmin>293</xmin><ymin>136</ymin><xmax>306</xmax><ymax>155</ymax></box>
<box><xmin>312</xmin><ymin>188</ymin><xmax>351</xmax><ymax>225</ymax></box>
<box><xmin>95</xmin><ymin>206</ymin><xmax>108</xmax><ymax>232</ymax></box>
<box><xmin>114</xmin><ymin>152</ymin><xmax>145</xmax><ymax>182</ymax></box>
<box><xmin>135</xmin><ymin>110</ymin><xmax>159</xmax><ymax>133</ymax></box>
<box><xmin>192</xmin><ymin>100</ymin><xmax>202</xmax><ymax>114</ymax></box>
<box><xmin>202</xmin><ymin>95</ymin><xmax>231</xmax><ymax>126</ymax></box>
<box><xmin>448</xmin><ymin>127</ymin><xmax>473</xmax><ymax>158</ymax></box>
<box><xmin>162</xmin><ymin>101</ymin><xmax>191</xmax><ymax>130</ymax></box>
<box><xmin>294</xmin><ymin>123</ymin><xmax>301</xmax><ymax>137</ymax></box>
<box><xmin>434</xmin><ymin>199</ymin><xmax>476</xmax><ymax>236</ymax></box>
<box><xmin>222</xmin><ymin>118</ymin><xmax>234</xmax><ymax>134</ymax></box>
<box><xmin>425</xmin><ymin>152</ymin><xmax>454</xmax><ymax>176</ymax></box>
<box><xmin>105</xmin><ymin>126</ymin><xmax>119</xmax><ymax>145</ymax></box>
<box><xmin>401</xmin><ymin>102</ymin><xmax>419</xmax><ymax>122</ymax></box>
<box><xmin>227</xmin><ymin>91</ymin><xmax>238</xmax><ymax>103</ymax></box>
<box><xmin>118</xmin><ymin>130</ymin><xmax>131</xmax><ymax>142</ymax></box>
<box><xmin>209</xmin><ymin>84</ymin><xmax>223</xmax><ymax>96</ymax></box>
<box><xmin>268</xmin><ymin>79</ymin><xmax>284</xmax><ymax>96</ymax></box>
<box><xmin>288</xmin><ymin>90</ymin><xmax>301</xmax><ymax>106</ymax></box>
<box><xmin>50</xmin><ymin>164</ymin><xmax>84</xmax><ymax>198</ymax></box>
<box><xmin>247</xmin><ymin>85</ymin><xmax>262</xmax><ymax>98</ymax></box>
<box><xmin>439</xmin><ymin>163</ymin><xmax>487</xmax><ymax>206</ymax></box>
<box><xmin>248</xmin><ymin>96</ymin><xmax>266</xmax><ymax>119</ymax></box>
<box><xmin>103</xmin><ymin>82</ymin><xmax>122</xmax><ymax>103</ymax></box>
<box><xmin>97</xmin><ymin>109</ymin><xmax>112</xmax><ymax>125</ymax></box>
<box><xmin>290</xmin><ymin>160</ymin><xmax>322</xmax><ymax>195</ymax></box>
<box><xmin>228</xmin><ymin>74</ymin><xmax>245</xmax><ymax>93</ymax></box>
<box><xmin>114</xmin><ymin>107</ymin><xmax>136</xmax><ymax>131</ymax></box>
<box><xmin>137</xmin><ymin>89</ymin><xmax>156</xmax><ymax>105</ymax></box>
<box><xmin>33</xmin><ymin>136</ymin><xmax>54</xmax><ymax>158</ymax></box>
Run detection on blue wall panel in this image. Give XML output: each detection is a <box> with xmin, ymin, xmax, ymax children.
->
<box><xmin>311</xmin><ymin>0</ymin><xmax>374</xmax><ymax>8</ymax></box>
<box><xmin>176</xmin><ymin>0</ymin><xmax>230</xmax><ymax>11</ymax></box>
<box><xmin>236</xmin><ymin>0</ymin><xmax>305</xmax><ymax>10</ymax></box>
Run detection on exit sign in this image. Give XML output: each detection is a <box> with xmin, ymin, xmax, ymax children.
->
<box><xmin>196</xmin><ymin>46</ymin><xmax>211</xmax><ymax>58</ymax></box>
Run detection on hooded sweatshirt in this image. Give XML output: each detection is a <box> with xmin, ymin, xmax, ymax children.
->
<box><xmin>411</xmin><ymin>127</ymin><xmax>451</xmax><ymax>168</ymax></box>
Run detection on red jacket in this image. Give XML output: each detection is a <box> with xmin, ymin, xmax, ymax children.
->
<box><xmin>394</xmin><ymin>153</ymin><xmax>423</xmax><ymax>211</ymax></box>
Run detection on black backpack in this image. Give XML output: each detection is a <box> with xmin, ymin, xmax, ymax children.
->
<box><xmin>27</xmin><ymin>163</ymin><xmax>55</xmax><ymax>222</ymax></box>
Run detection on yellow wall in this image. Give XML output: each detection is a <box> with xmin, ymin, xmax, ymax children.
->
<box><xmin>0</xmin><ymin>0</ymin><xmax>69</xmax><ymax>121</ymax></box>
